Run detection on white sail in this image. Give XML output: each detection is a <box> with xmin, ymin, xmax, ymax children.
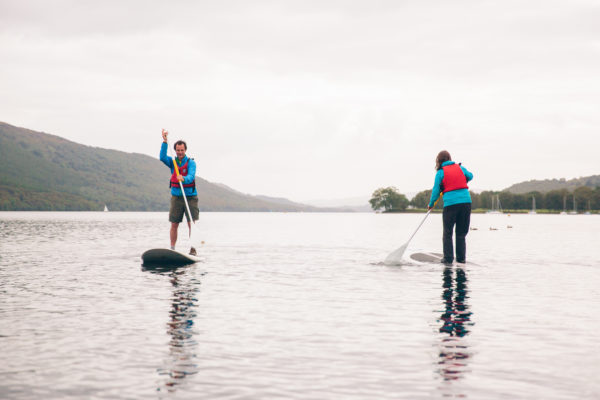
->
<box><xmin>487</xmin><ymin>194</ymin><xmax>503</xmax><ymax>214</ymax></box>
<box><xmin>568</xmin><ymin>194</ymin><xmax>577</xmax><ymax>215</ymax></box>
<box><xmin>585</xmin><ymin>200</ymin><xmax>591</xmax><ymax>215</ymax></box>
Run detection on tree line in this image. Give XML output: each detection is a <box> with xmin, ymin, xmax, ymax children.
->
<box><xmin>0</xmin><ymin>186</ymin><xmax>102</xmax><ymax>211</ymax></box>
<box><xmin>370</xmin><ymin>186</ymin><xmax>600</xmax><ymax>212</ymax></box>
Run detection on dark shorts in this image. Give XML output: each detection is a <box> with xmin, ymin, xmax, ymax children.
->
<box><xmin>169</xmin><ymin>195</ymin><xmax>199</xmax><ymax>223</ymax></box>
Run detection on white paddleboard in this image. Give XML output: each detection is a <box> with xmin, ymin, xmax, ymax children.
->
<box><xmin>410</xmin><ymin>252</ymin><xmax>444</xmax><ymax>263</ymax></box>
<box><xmin>410</xmin><ymin>252</ymin><xmax>478</xmax><ymax>266</ymax></box>
<box><xmin>141</xmin><ymin>248</ymin><xmax>201</xmax><ymax>266</ymax></box>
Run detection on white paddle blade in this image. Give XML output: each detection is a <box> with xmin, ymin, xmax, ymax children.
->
<box><xmin>384</xmin><ymin>243</ymin><xmax>408</xmax><ymax>265</ymax></box>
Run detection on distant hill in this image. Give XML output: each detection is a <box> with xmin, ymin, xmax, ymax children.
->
<box><xmin>304</xmin><ymin>196</ymin><xmax>372</xmax><ymax>212</ymax></box>
<box><xmin>504</xmin><ymin>175</ymin><xmax>600</xmax><ymax>194</ymax></box>
<box><xmin>215</xmin><ymin>183</ymin><xmax>345</xmax><ymax>212</ymax></box>
<box><xmin>0</xmin><ymin>121</ymin><xmax>343</xmax><ymax>212</ymax></box>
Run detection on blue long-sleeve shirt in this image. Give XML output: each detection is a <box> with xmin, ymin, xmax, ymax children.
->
<box><xmin>428</xmin><ymin>161</ymin><xmax>473</xmax><ymax>208</ymax></box>
<box><xmin>160</xmin><ymin>142</ymin><xmax>197</xmax><ymax>197</ymax></box>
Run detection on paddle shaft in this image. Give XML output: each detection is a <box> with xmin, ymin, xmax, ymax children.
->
<box><xmin>404</xmin><ymin>208</ymin><xmax>433</xmax><ymax>246</ymax></box>
<box><xmin>397</xmin><ymin>198</ymin><xmax>440</xmax><ymax>249</ymax></box>
<box><xmin>170</xmin><ymin>145</ymin><xmax>195</xmax><ymax>236</ymax></box>
<box><xmin>404</xmin><ymin>198</ymin><xmax>440</xmax><ymax>244</ymax></box>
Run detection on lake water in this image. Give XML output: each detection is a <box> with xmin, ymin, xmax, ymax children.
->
<box><xmin>1</xmin><ymin>211</ymin><xmax>599</xmax><ymax>399</ymax></box>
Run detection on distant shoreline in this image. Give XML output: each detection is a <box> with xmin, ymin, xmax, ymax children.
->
<box><xmin>382</xmin><ymin>208</ymin><xmax>597</xmax><ymax>215</ymax></box>
<box><xmin>0</xmin><ymin>209</ymin><xmax>596</xmax><ymax>215</ymax></box>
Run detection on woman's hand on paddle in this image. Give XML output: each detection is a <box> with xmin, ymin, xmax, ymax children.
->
<box><xmin>177</xmin><ymin>175</ymin><xmax>184</xmax><ymax>182</ymax></box>
<box><xmin>427</xmin><ymin>198</ymin><xmax>439</xmax><ymax>211</ymax></box>
<box><xmin>162</xmin><ymin>129</ymin><xmax>168</xmax><ymax>142</ymax></box>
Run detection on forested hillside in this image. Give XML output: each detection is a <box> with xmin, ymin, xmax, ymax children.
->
<box><xmin>504</xmin><ymin>176</ymin><xmax>600</xmax><ymax>194</ymax></box>
<box><xmin>0</xmin><ymin>122</ymin><xmax>328</xmax><ymax>212</ymax></box>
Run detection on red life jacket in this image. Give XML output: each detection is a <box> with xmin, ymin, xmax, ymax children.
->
<box><xmin>442</xmin><ymin>163</ymin><xmax>468</xmax><ymax>193</ymax></box>
<box><xmin>170</xmin><ymin>158</ymin><xmax>196</xmax><ymax>189</ymax></box>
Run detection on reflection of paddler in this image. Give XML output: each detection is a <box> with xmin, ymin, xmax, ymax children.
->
<box><xmin>440</xmin><ymin>267</ymin><xmax>472</xmax><ymax>337</ymax></box>
<box><xmin>151</xmin><ymin>268</ymin><xmax>201</xmax><ymax>393</ymax></box>
<box><xmin>160</xmin><ymin>129</ymin><xmax>199</xmax><ymax>252</ymax></box>
<box><xmin>437</xmin><ymin>266</ymin><xmax>473</xmax><ymax>382</ymax></box>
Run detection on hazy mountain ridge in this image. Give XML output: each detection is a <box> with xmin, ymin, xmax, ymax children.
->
<box><xmin>504</xmin><ymin>175</ymin><xmax>600</xmax><ymax>194</ymax></box>
<box><xmin>0</xmin><ymin>121</ymin><xmax>339</xmax><ymax>212</ymax></box>
<box><xmin>176</xmin><ymin>181</ymin><xmax>351</xmax><ymax>212</ymax></box>
<box><xmin>304</xmin><ymin>196</ymin><xmax>371</xmax><ymax>212</ymax></box>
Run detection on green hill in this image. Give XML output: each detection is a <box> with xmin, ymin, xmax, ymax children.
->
<box><xmin>0</xmin><ymin>121</ymin><xmax>332</xmax><ymax>212</ymax></box>
<box><xmin>504</xmin><ymin>175</ymin><xmax>600</xmax><ymax>194</ymax></box>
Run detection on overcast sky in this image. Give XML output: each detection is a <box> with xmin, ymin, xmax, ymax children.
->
<box><xmin>1</xmin><ymin>0</ymin><xmax>599</xmax><ymax>202</ymax></box>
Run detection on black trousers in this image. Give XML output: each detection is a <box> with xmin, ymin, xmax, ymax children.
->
<box><xmin>442</xmin><ymin>203</ymin><xmax>471</xmax><ymax>262</ymax></box>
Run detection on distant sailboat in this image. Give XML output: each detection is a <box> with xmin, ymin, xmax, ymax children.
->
<box><xmin>104</xmin><ymin>205</ymin><xmax>109</xmax><ymax>212</ymax></box>
<box><xmin>528</xmin><ymin>196</ymin><xmax>537</xmax><ymax>214</ymax></box>
<box><xmin>568</xmin><ymin>194</ymin><xmax>577</xmax><ymax>215</ymax></box>
<box><xmin>584</xmin><ymin>200</ymin><xmax>591</xmax><ymax>215</ymax></box>
<box><xmin>487</xmin><ymin>194</ymin><xmax>503</xmax><ymax>214</ymax></box>
<box><xmin>560</xmin><ymin>195</ymin><xmax>567</xmax><ymax>215</ymax></box>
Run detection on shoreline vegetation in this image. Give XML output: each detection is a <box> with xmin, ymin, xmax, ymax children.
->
<box><xmin>0</xmin><ymin>209</ymin><xmax>596</xmax><ymax>215</ymax></box>
<box><xmin>370</xmin><ymin>186</ymin><xmax>600</xmax><ymax>214</ymax></box>
<box><xmin>383</xmin><ymin>208</ymin><xmax>598</xmax><ymax>215</ymax></box>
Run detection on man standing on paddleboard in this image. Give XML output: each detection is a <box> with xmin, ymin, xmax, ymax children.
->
<box><xmin>160</xmin><ymin>129</ymin><xmax>199</xmax><ymax>250</ymax></box>
<box><xmin>428</xmin><ymin>150</ymin><xmax>473</xmax><ymax>265</ymax></box>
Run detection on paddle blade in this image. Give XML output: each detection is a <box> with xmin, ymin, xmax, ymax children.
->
<box><xmin>384</xmin><ymin>243</ymin><xmax>408</xmax><ymax>265</ymax></box>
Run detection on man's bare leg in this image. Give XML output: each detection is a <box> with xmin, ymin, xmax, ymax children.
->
<box><xmin>170</xmin><ymin>222</ymin><xmax>179</xmax><ymax>249</ymax></box>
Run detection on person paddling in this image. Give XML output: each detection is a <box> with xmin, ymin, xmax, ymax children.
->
<box><xmin>428</xmin><ymin>150</ymin><xmax>473</xmax><ymax>265</ymax></box>
<box><xmin>160</xmin><ymin>129</ymin><xmax>199</xmax><ymax>251</ymax></box>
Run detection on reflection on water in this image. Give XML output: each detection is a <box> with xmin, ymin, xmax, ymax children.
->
<box><xmin>143</xmin><ymin>265</ymin><xmax>203</xmax><ymax>394</ymax></box>
<box><xmin>437</xmin><ymin>266</ymin><xmax>473</xmax><ymax>382</ymax></box>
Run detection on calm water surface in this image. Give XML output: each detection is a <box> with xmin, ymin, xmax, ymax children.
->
<box><xmin>1</xmin><ymin>212</ymin><xmax>599</xmax><ymax>399</ymax></box>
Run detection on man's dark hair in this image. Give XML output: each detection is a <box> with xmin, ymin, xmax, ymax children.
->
<box><xmin>173</xmin><ymin>140</ymin><xmax>187</xmax><ymax>150</ymax></box>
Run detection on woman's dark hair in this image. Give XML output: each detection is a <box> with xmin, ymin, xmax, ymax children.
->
<box><xmin>173</xmin><ymin>140</ymin><xmax>187</xmax><ymax>150</ymax></box>
<box><xmin>435</xmin><ymin>150</ymin><xmax>451</xmax><ymax>170</ymax></box>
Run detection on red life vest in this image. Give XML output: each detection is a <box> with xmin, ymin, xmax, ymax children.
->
<box><xmin>170</xmin><ymin>158</ymin><xmax>196</xmax><ymax>189</ymax></box>
<box><xmin>442</xmin><ymin>163</ymin><xmax>468</xmax><ymax>193</ymax></box>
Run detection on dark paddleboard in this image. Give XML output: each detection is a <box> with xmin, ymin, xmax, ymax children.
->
<box><xmin>141</xmin><ymin>248</ymin><xmax>201</xmax><ymax>266</ymax></box>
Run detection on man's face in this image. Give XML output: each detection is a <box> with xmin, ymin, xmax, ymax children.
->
<box><xmin>175</xmin><ymin>144</ymin><xmax>186</xmax><ymax>160</ymax></box>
